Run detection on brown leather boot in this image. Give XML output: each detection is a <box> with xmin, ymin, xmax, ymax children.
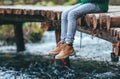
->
<box><xmin>55</xmin><ymin>43</ymin><xmax>75</xmax><ymax>59</ymax></box>
<box><xmin>49</xmin><ymin>41</ymin><xmax>64</xmax><ymax>55</ymax></box>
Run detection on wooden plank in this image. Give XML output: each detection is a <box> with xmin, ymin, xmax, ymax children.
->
<box><xmin>77</xmin><ymin>26</ymin><xmax>116</xmax><ymax>43</ymax></box>
<box><xmin>0</xmin><ymin>5</ymin><xmax>119</xmax><ymax>12</ymax></box>
<box><xmin>0</xmin><ymin>6</ymin><xmax>119</xmax><ymax>23</ymax></box>
<box><xmin>84</xmin><ymin>12</ymin><xmax>120</xmax><ymax>31</ymax></box>
<box><xmin>0</xmin><ymin>6</ymin><xmax>119</xmax><ymax>15</ymax></box>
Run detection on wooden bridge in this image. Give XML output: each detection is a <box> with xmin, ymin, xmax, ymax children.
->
<box><xmin>0</xmin><ymin>5</ymin><xmax>120</xmax><ymax>66</ymax></box>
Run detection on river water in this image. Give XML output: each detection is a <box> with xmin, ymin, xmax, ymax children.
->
<box><xmin>0</xmin><ymin>31</ymin><xmax>113</xmax><ymax>61</ymax></box>
<box><xmin>0</xmin><ymin>31</ymin><xmax>120</xmax><ymax>79</ymax></box>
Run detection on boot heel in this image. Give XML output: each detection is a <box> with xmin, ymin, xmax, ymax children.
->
<box><xmin>70</xmin><ymin>52</ymin><xmax>76</xmax><ymax>56</ymax></box>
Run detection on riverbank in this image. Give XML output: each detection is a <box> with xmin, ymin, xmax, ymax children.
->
<box><xmin>0</xmin><ymin>53</ymin><xmax>120</xmax><ymax>79</ymax></box>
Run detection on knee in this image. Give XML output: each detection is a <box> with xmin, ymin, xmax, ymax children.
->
<box><xmin>68</xmin><ymin>11</ymin><xmax>78</xmax><ymax>20</ymax></box>
<box><xmin>61</xmin><ymin>10</ymin><xmax>69</xmax><ymax>20</ymax></box>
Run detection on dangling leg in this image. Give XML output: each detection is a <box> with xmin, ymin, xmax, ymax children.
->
<box><xmin>55</xmin><ymin>3</ymin><xmax>101</xmax><ymax>59</ymax></box>
<box><xmin>49</xmin><ymin>3</ymin><xmax>81</xmax><ymax>55</ymax></box>
<box><xmin>61</xmin><ymin>3</ymin><xmax>82</xmax><ymax>42</ymax></box>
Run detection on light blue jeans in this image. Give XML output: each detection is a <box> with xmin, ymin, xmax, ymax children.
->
<box><xmin>61</xmin><ymin>3</ymin><xmax>101</xmax><ymax>44</ymax></box>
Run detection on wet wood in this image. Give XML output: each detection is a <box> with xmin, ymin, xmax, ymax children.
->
<box><xmin>77</xmin><ymin>26</ymin><xmax>114</xmax><ymax>42</ymax></box>
<box><xmin>81</xmin><ymin>11</ymin><xmax>120</xmax><ymax>43</ymax></box>
<box><xmin>14</xmin><ymin>22</ymin><xmax>25</xmax><ymax>52</ymax></box>
<box><xmin>84</xmin><ymin>12</ymin><xmax>120</xmax><ymax>31</ymax></box>
<box><xmin>110</xmin><ymin>28</ymin><xmax>120</xmax><ymax>42</ymax></box>
<box><xmin>111</xmin><ymin>16</ymin><xmax>120</xmax><ymax>27</ymax></box>
<box><xmin>112</xmin><ymin>42</ymin><xmax>119</xmax><ymax>57</ymax></box>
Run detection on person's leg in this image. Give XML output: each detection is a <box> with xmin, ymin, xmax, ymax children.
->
<box><xmin>61</xmin><ymin>3</ymin><xmax>81</xmax><ymax>43</ymax></box>
<box><xmin>49</xmin><ymin>3</ymin><xmax>81</xmax><ymax>55</ymax></box>
<box><xmin>55</xmin><ymin>3</ymin><xmax>101</xmax><ymax>59</ymax></box>
<box><xmin>66</xmin><ymin>3</ymin><xmax>101</xmax><ymax>44</ymax></box>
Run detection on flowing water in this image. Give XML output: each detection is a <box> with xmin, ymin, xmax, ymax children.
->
<box><xmin>0</xmin><ymin>31</ymin><xmax>120</xmax><ymax>79</ymax></box>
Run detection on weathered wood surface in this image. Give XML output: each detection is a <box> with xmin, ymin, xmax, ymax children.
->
<box><xmin>0</xmin><ymin>5</ymin><xmax>120</xmax><ymax>22</ymax></box>
<box><xmin>0</xmin><ymin>5</ymin><xmax>120</xmax><ymax>43</ymax></box>
<box><xmin>77</xmin><ymin>12</ymin><xmax>120</xmax><ymax>43</ymax></box>
<box><xmin>0</xmin><ymin>5</ymin><xmax>64</xmax><ymax>22</ymax></box>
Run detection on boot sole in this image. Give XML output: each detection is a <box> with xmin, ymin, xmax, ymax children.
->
<box><xmin>55</xmin><ymin>52</ymin><xmax>76</xmax><ymax>59</ymax></box>
<box><xmin>49</xmin><ymin>53</ymin><xmax>59</xmax><ymax>56</ymax></box>
<box><xmin>69</xmin><ymin>52</ymin><xmax>76</xmax><ymax>56</ymax></box>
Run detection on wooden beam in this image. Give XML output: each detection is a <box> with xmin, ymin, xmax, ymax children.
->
<box><xmin>84</xmin><ymin>12</ymin><xmax>120</xmax><ymax>30</ymax></box>
<box><xmin>14</xmin><ymin>22</ymin><xmax>25</xmax><ymax>52</ymax></box>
